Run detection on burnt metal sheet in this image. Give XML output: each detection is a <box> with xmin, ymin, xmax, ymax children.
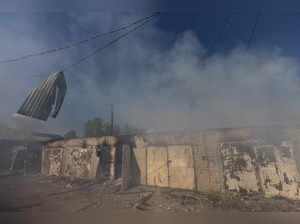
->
<box><xmin>16</xmin><ymin>71</ymin><xmax>67</xmax><ymax>121</ymax></box>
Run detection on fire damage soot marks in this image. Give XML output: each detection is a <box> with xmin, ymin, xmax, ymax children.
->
<box><xmin>39</xmin><ymin>127</ymin><xmax>300</xmax><ymax>200</ymax></box>
<box><xmin>2</xmin><ymin>127</ymin><xmax>300</xmax><ymax>213</ymax></box>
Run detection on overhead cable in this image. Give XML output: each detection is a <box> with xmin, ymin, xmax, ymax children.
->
<box><xmin>208</xmin><ymin>14</ymin><xmax>233</xmax><ymax>52</ymax></box>
<box><xmin>247</xmin><ymin>11</ymin><xmax>262</xmax><ymax>49</ymax></box>
<box><xmin>63</xmin><ymin>14</ymin><xmax>160</xmax><ymax>71</ymax></box>
<box><xmin>0</xmin><ymin>12</ymin><xmax>160</xmax><ymax>64</ymax></box>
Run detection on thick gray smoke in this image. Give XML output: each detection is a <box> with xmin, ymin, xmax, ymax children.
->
<box><xmin>1</xmin><ymin>10</ymin><xmax>300</xmax><ymax>135</ymax></box>
<box><xmin>75</xmin><ymin>30</ymin><xmax>300</xmax><ymax>132</ymax></box>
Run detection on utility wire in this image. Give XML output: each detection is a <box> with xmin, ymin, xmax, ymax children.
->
<box><xmin>0</xmin><ymin>12</ymin><xmax>160</xmax><ymax>64</ymax></box>
<box><xmin>208</xmin><ymin>14</ymin><xmax>233</xmax><ymax>52</ymax></box>
<box><xmin>247</xmin><ymin>11</ymin><xmax>262</xmax><ymax>49</ymax></box>
<box><xmin>63</xmin><ymin>14</ymin><xmax>160</xmax><ymax>71</ymax></box>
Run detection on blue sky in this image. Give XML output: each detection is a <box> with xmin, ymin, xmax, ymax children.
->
<box><xmin>1</xmin><ymin>0</ymin><xmax>300</xmax><ymax>135</ymax></box>
<box><xmin>158</xmin><ymin>0</ymin><xmax>300</xmax><ymax>56</ymax></box>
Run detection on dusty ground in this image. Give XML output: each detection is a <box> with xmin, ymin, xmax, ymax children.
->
<box><xmin>1</xmin><ymin>171</ymin><xmax>300</xmax><ymax>223</ymax></box>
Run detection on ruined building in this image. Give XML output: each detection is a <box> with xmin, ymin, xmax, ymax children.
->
<box><xmin>0</xmin><ymin>128</ymin><xmax>62</xmax><ymax>174</ymax></box>
<box><xmin>40</xmin><ymin>126</ymin><xmax>300</xmax><ymax>200</ymax></box>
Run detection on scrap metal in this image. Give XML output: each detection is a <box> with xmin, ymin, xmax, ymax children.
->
<box><xmin>16</xmin><ymin>71</ymin><xmax>67</xmax><ymax>121</ymax></box>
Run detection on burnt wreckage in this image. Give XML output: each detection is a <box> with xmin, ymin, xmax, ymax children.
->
<box><xmin>16</xmin><ymin>71</ymin><xmax>67</xmax><ymax>121</ymax></box>
<box><xmin>7</xmin><ymin>13</ymin><xmax>160</xmax><ymax>121</ymax></box>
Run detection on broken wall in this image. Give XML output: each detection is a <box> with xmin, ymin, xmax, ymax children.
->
<box><xmin>285</xmin><ymin>128</ymin><xmax>300</xmax><ymax>173</ymax></box>
<box><xmin>257</xmin><ymin>143</ymin><xmax>300</xmax><ymax>198</ymax></box>
<box><xmin>0</xmin><ymin>140</ymin><xmax>17</xmax><ymax>170</ymax></box>
<box><xmin>220</xmin><ymin>141</ymin><xmax>300</xmax><ymax>199</ymax></box>
<box><xmin>220</xmin><ymin>142</ymin><xmax>260</xmax><ymax>193</ymax></box>
<box><xmin>130</xmin><ymin>130</ymin><xmax>300</xmax><ymax>199</ymax></box>
<box><xmin>131</xmin><ymin>132</ymin><xmax>223</xmax><ymax>192</ymax></box>
<box><xmin>40</xmin><ymin>127</ymin><xmax>300</xmax><ymax>200</ymax></box>
<box><xmin>0</xmin><ymin>140</ymin><xmax>43</xmax><ymax>173</ymax></box>
<box><xmin>41</xmin><ymin>137</ymin><xmax>120</xmax><ymax>180</ymax></box>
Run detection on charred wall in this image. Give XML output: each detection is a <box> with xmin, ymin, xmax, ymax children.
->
<box><xmin>41</xmin><ymin>137</ymin><xmax>122</xmax><ymax>180</ymax></box>
<box><xmin>0</xmin><ymin>140</ymin><xmax>19</xmax><ymax>170</ymax></box>
<box><xmin>40</xmin><ymin>127</ymin><xmax>300</xmax><ymax>200</ymax></box>
<box><xmin>0</xmin><ymin>140</ymin><xmax>42</xmax><ymax>173</ymax></box>
<box><xmin>129</xmin><ymin>129</ymin><xmax>300</xmax><ymax>199</ymax></box>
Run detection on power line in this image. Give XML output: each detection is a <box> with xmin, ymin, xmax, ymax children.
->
<box><xmin>208</xmin><ymin>14</ymin><xmax>233</xmax><ymax>52</ymax></box>
<box><xmin>0</xmin><ymin>12</ymin><xmax>160</xmax><ymax>64</ymax></box>
<box><xmin>160</xmin><ymin>10</ymin><xmax>300</xmax><ymax>15</ymax></box>
<box><xmin>63</xmin><ymin>14</ymin><xmax>160</xmax><ymax>71</ymax></box>
<box><xmin>247</xmin><ymin>11</ymin><xmax>262</xmax><ymax>49</ymax></box>
<box><xmin>5</xmin><ymin>9</ymin><xmax>300</xmax><ymax>67</ymax></box>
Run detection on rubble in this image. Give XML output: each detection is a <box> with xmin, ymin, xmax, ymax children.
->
<box><xmin>1</xmin><ymin>172</ymin><xmax>300</xmax><ymax>214</ymax></box>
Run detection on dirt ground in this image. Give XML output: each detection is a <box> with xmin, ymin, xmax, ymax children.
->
<box><xmin>1</xmin><ymin>171</ymin><xmax>300</xmax><ymax>224</ymax></box>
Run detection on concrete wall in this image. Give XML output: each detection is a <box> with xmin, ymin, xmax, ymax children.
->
<box><xmin>40</xmin><ymin>128</ymin><xmax>300</xmax><ymax>200</ymax></box>
<box><xmin>131</xmin><ymin>133</ymin><xmax>222</xmax><ymax>192</ymax></box>
<box><xmin>130</xmin><ymin>132</ymin><xmax>300</xmax><ymax>199</ymax></box>
<box><xmin>0</xmin><ymin>140</ymin><xmax>17</xmax><ymax>170</ymax></box>
<box><xmin>220</xmin><ymin>142</ymin><xmax>260</xmax><ymax>193</ymax></box>
<box><xmin>285</xmin><ymin>128</ymin><xmax>300</xmax><ymax>173</ymax></box>
<box><xmin>168</xmin><ymin>145</ymin><xmax>195</xmax><ymax>190</ymax></box>
<box><xmin>195</xmin><ymin>133</ymin><xmax>223</xmax><ymax>192</ymax></box>
<box><xmin>0</xmin><ymin>140</ymin><xmax>42</xmax><ymax>173</ymax></box>
<box><xmin>147</xmin><ymin>146</ymin><xmax>169</xmax><ymax>187</ymax></box>
<box><xmin>41</xmin><ymin>137</ymin><xmax>119</xmax><ymax>180</ymax></box>
<box><xmin>257</xmin><ymin>143</ymin><xmax>300</xmax><ymax>199</ymax></box>
<box><xmin>219</xmin><ymin>141</ymin><xmax>300</xmax><ymax>199</ymax></box>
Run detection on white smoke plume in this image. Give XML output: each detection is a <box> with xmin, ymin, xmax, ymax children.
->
<box><xmin>0</xmin><ymin>5</ymin><xmax>300</xmax><ymax>135</ymax></box>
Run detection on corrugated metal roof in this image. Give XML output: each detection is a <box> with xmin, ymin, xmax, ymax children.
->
<box><xmin>16</xmin><ymin>71</ymin><xmax>67</xmax><ymax>121</ymax></box>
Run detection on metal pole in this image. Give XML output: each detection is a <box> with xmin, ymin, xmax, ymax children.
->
<box><xmin>110</xmin><ymin>104</ymin><xmax>114</xmax><ymax>136</ymax></box>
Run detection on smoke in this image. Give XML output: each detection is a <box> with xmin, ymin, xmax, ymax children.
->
<box><xmin>1</xmin><ymin>8</ymin><xmax>300</xmax><ymax>135</ymax></box>
<box><xmin>76</xmin><ymin>30</ymin><xmax>300</xmax><ymax>132</ymax></box>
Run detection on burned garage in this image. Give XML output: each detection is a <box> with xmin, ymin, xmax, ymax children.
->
<box><xmin>39</xmin><ymin>126</ymin><xmax>300</xmax><ymax>199</ymax></box>
<box><xmin>3</xmin><ymin>4</ymin><xmax>300</xmax><ymax>223</ymax></box>
<box><xmin>0</xmin><ymin>127</ymin><xmax>63</xmax><ymax>175</ymax></box>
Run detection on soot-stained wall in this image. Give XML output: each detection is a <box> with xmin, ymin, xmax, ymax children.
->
<box><xmin>41</xmin><ymin>137</ymin><xmax>121</xmax><ymax>180</ymax></box>
<box><xmin>41</xmin><ymin>128</ymin><xmax>300</xmax><ymax>199</ymax></box>
<box><xmin>130</xmin><ymin>130</ymin><xmax>300</xmax><ymax>199</ymax></box>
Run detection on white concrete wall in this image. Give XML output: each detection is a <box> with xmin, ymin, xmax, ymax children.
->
<box><xmin>41</xmin><ymin>132</ymin><xmax>300</xmax><ymax>200</ymax></box>
<box><xmin>42</xmin><ymin>137</ymin><xmax>117</xmax><ymax>180</ymax></box>
<box><xmin>257</xmin><ymin>143</ymin><xmax>300</xmax><ymax>199</ymax></box>
<box><xmin>132</xmin><ymin>135</ymin><xmax>300</xmax><ymax>199</ymax></box>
